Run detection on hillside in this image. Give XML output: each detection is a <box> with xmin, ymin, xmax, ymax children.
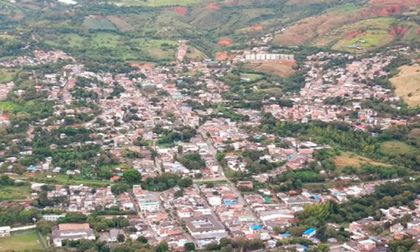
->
<box><xmin>274</xmin><ymin>0</ymin><xmax>420</xmax><ymax>52</ymax></box>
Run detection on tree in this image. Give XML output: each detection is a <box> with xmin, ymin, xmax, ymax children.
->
<box><xmin>36</xmin><ymin>220</ymin><xmax>54</xmax><ymax>235</ymax></box>
<box><xmin>58</xmin><ymin>213</ymin><xmax>87</xmax><ymax>223</ymax></box>
<box><xmin>123</xmin><ymin>169</ymin><xmax>142</xmax><ymax>184</ymax></box>
<box><xmin>388</xmin><ymin>239</ymin><xmax>416</xmax><ymax>252</ymax></box>
<box><xmin>137</xmin><ymin>236</ymin><xmax>148</xmax><ymax>244</ymax></box>
<box><xmin>184</xmin><ymin>242</ymin><xmax>195</xmax><ymax>251</ymax></box>
<box><xmin>155</xmin><ymin>241</ymin><xmax>168</xmax><ymax>252</ymax></box>
<box><xmin>117</xmin><ymin>234</ymin><xmax>125</xmax><ymax>243</ymax></box>
<box><xmin>111</xmin><ymin>184</ymin><xmax>130</xmax><ymax>195</ymax></box>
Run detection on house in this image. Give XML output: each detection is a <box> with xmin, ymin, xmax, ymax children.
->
<box><xmin>357</xmin><ymin>239</ymin><xmax>376</xmax><ymax>251</ymax></box>
<box><xmin>0</xmin><ymin>226</ymin><xmax>11</xmax><ymax>237</ymax></box>
<box><xmin>390</xmin><ymin>223</ymin><xmax>404</xmax><ymax>233</ymax></box>
<box><xmin>52</xmin><ymin>223</ymin><xmax>95</xmax><ymax>247</ymax></box>
<box><xmin>109</xmin><ymin>229</ymin><xmax>125</xmax><ymax>242</ymax></box>
<box><xmin>302</xmin><ymin>228</ymin><xmax>316</xmax><ymax>238</ymax></box>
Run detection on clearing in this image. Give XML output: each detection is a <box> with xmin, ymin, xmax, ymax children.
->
<box><xmin>334</xmin><ymin>152</ymin><xmax>391</xmax><ymax>169</ymax></box>
<box><xmin>0</xmin><ymin>230</ymin><xmax>44</xmax><ymax>251</ymax></box>
<box><xmin>243</xmin><ymin>61</ymin><xmax>296</xmax><ymax>78</ymax></box>
<box><xmin>390</xmin><ymin>64</ymin><xmax>420</xmax><ymax>108</ymax></box>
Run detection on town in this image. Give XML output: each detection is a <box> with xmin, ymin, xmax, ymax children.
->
<box><xmin>0</xmin><ymin>1</ymin><xmax>419</xmax><ymax>251</ymax></box>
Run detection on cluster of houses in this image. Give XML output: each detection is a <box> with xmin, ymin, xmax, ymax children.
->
<box><xmin>265</xmin><ymin>50</ymin><xmax>409</xmax><ymax>131</ymax></box>
<box><xmin>0</xmin><ymin>50</ymin><xmax>73</xmax><ymax>68</ymax></box>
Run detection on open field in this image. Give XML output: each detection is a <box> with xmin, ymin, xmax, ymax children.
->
<box><xmin>334</xmin><ymin>152</ymin><xmax>391</xmax><ymax>169</ymax></box>
<box><xmin>0</xmin><ymin>185</ymin><xmax>31</xmax><ymax>201</ymax></box>
<box><xmin>111</xmin><ymin>0</ymin><xmax>201</xmax><ymax>7</ymax></box>
<box><xmin>243</xmin><ymin>61</ymin><xmax>296</xmax><ymax>78</ymax></box>
<box><xmin>0</xmin><ymin>230</ymin><xmax>44</xmax><ymax>251</ymax></box>
<box><xmin>390</xmin><ymin>64</ymin><xmax>420</xmax><ymax>108</ymax></box>
<box><xmin>379</xmin><ymin>140</ymin><xmax>417</xmax><ymax>157</ymax></box>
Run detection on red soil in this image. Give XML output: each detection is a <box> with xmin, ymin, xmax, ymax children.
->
<box><xmin>218</xmin><ymin>38</ymin><xmax>233</xmax><ymax>47</ymax></box>
<box><xmin>173</xmin><ymin>7</ymin><xmax>188</xmax><ymax>16</ymax></box>
<box><xmin>251</xmin><ymin>24</ymin><xmax>264</xmax><ymax>32</ymax></box>
<box><xmin>207</xmin><ymin>3</ymin><xmax>221</xmax><ymax>11</ymax></box>
<box><xmin>389</xmin><ymin>25</ymin><xmax>409</xmax><ymax>37</ymax></box>
<box><xmin>225</xmin><ymin>0</ymin><xmax>239</xmax><ymax>6</ymax></box>
<box><xmin>345</xmin><ymin>30</ymin><xmax>364</xmax><ymax>39</ymax></box>
<box><xmin>215</xmin><ymin>52</ymin><xmax>229</xmax><ymax>61</ymax></box>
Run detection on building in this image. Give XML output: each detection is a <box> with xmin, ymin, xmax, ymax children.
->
<box><xmin>52</xmin><ymin>223</ymin><xmax>95</xmax><ymax>247</ymax></box>
<box><xmin>43</xmin><ymin>214</ymin><xmax>65</xmax><ymax>222</ymax></box>
<box><xmin>0</xmin><ymin>226</ymin><xmax>11</xmax><ymax>237</ymax></box>
<box><xmin>185</xmin><ymin>215</ymin><xmax>227</xmax><ymax>240</ymax></box>
<box><xmin>302</xmin><ymin>228</ymin><xmax>316</xmax><ymax>238</ymax></box>
<box><xmin>137</xmin><ymin>193</ymin><xmax>160</xmax><ymax>212</ymax></box>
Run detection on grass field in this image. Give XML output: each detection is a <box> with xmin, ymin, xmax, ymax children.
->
<box><xmin>0</xmin><ymin>185</ymin><xmax>31</xmax><ymax>201</ymax></box>
<box><xmin>379</xmin><ymin>141</ymin><xmax>417</xmax><ymax>157</ymax></box>
<box><xmin>111</xmin><ymin>0</ymin><xmax>201</xmax><ymax>7</ymax></box>
<box><xmin>334</xmin><ymin>152</ymin><xmax>391</xmax><ymax>169</ymax></box>
<box><xmin>390</xmin><ymin>64</ymin><xmax>420</xmax><ymax>108</ymax></box>
<box><xmin>0</xmin><ymin>230</ymin><xmax>43</xmax><ymax>251</ymax></box>
<box><xmin>131</xmin><ymin>38</ymin><xmax>177</xmax><ymax>60</ymax></box>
